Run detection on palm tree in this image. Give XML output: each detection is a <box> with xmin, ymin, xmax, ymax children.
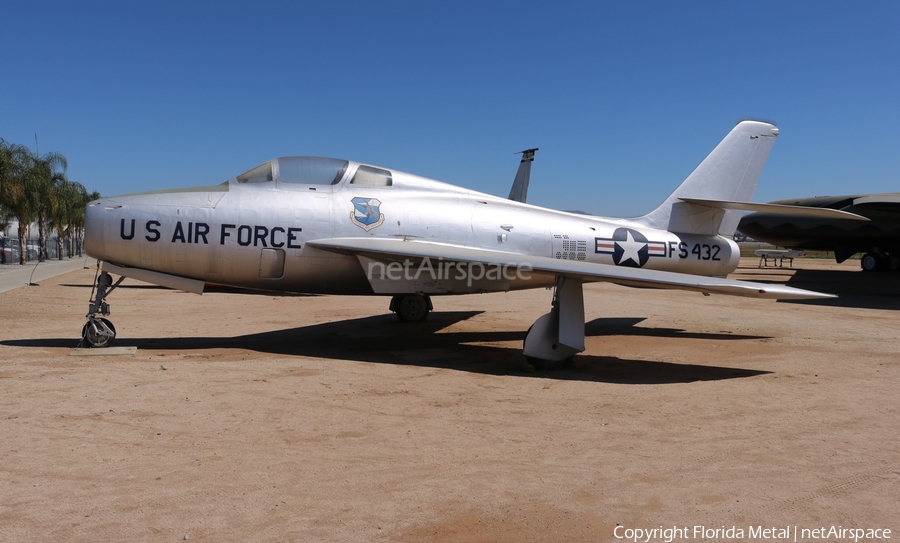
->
<box><xmin>49</xmin><ymin>177</ymin><xmax>86</xmax><ymax>260</ymax></box>
<box><xmin>0</xmin><ymin>140</ymin><xmax>39</xmax><ymax>264</ymax></box>
<box><xmin>22</xmin><ymin>148</ymin><xmax>68</xmax><ymax>261</ymax></box>
<box><xmin>69</xmin><ymin>183</ymin><xmax>90</xmax><ymax>258</ymax></box>
<box><xmin>72</xmin><ymin>189</ymin><xmax>98</xmax><ymax>257</ymax></box>
<box><xmin>0</xmin><ymin>139</ymin><xmax>12</xmax><ymax>229</ymax></box>
<box><xmin>0</xmin><ymin>138</ymin><xmax>20</xmax><ymax>223</ymax></box>
<box><xmin>0</xmin><ymin>140</ymin><xmax>14</xmax><ymax>259</ymax></box>
<box><xmin>0</xmin><ymin>209</ymin><xmax>10</xmax><ymax>234</ymax></box>
<box><xmin>2</xmin><ymin>138</ymin><xmax>96</xmax><ymax>262</ymax></box>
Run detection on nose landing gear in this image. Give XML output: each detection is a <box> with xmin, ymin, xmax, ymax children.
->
<box><xmin>82</xmin><ymin>268</ymin><xmax>124</xmax><ymax>348</ymax></box>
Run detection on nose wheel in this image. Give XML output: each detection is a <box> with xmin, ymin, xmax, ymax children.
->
<box><xmin>82</xmin><ymin>318</ymin><xmax>116</xmax><ymax>348</ymax></box>
<box><xmin>82</xmin><ymin>267</ymin><xmax>124</xmax><ymax>348</ymax></box>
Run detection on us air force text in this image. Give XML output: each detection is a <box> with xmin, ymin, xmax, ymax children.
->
<box><xmin>120</xmin><ymin>219</ymin><xmax>303</xmax><ymax>249</ymax></box>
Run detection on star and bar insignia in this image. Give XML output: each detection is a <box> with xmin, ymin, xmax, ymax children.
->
<box><xmin>595</xmin><ymin>228</ymin><xmax>667</xmax><ymax>268</ymax></box>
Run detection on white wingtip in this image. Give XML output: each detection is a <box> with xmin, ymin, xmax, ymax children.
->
<box><xmin>751</xmin><ymin>284</ymin><xmax>836</xmax><ymax>300</ymax></box>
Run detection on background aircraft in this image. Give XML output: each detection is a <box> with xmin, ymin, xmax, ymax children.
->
<box><xmin>81</xmin><ymin>121</ymin><xmax>842</xmax><ymax>366</ymax></box>
<box><xmin>507</xmin><ymin>148</ymin><xmax>538</xmax><ymax>203</ymax></box>
<box><xmin>738</xmin><ymin>194</ymin><xmax>899</xmax><ymax>272</ymax></box>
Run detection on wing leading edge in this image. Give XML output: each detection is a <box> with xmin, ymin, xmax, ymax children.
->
<box><xmin>308</xmin><ymin>237</ymin><xmax>834</xmax><ymax>300</ymax></box>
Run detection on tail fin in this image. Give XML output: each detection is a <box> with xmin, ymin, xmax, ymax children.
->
<box><xmin>508</xmin><ymin>148</ymin><xmax>538</xmax><ymax>202</ymax></box>
<box><xmin>636</xmin><ymin>120</ymin><xmax>779</xmax><ymax>235</ymax></box>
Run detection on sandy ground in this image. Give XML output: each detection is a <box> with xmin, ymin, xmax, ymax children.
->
<box><xmin>0</xmin><ymin>258</ymin><xmax>898</xmax><ymax>542</ymax></box>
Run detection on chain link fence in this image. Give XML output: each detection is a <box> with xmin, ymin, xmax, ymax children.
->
<box><xmin>0</xmin><ymin>237</ymin><xmax>84</xmax><ymax>264</ymax></box>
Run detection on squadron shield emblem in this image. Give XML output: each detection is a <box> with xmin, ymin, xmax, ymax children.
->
<box><xmin>350</xmin><ymin>197</ymin><xmax>385</xmax><ymax>231</ymax></box>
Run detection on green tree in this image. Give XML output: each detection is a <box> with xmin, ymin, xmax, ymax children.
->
<box><xmin>49</xmin><ymin>177</ymin><xmax>87</xmax><ymax>260</ymax></box>
<box><xmin>0</xmin><ymin>139</ymin><xmax>40</xmax><ymax>264</ymax></box>
<box><xmin>0</xmin><ymin>141</ymin><xmax>12</xmax><ymax>259</ymax></box>
<box><xmin>24</xmin><ymin>148</ymin><xmax>68</xmax><ymax>261</ymax></box>
<box><xmin>72</xmin><ymin>189</ymin><xmax>98</xmax><ymax>257</ymax></box>
<box><xmin>0</xmin><ymin>139</ymin><xmax>13</xmax><ymax>234</ymax></box>
<box><xmin>2</xmin><ymin>138</ymin><xmax>96</xmax><ymax>262</ymax></box>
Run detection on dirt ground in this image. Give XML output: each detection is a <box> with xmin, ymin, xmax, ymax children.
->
<box><xmin>1</xmin><ymin>258</ymin><xmax>898</xmax><ymax>542</ymax></box>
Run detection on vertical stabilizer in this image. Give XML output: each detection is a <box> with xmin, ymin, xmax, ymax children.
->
<box><xmin>636</xmin><ymin>121</ymin><xmax>779</xmax><ymax>235</ymax></box>
<box><xmin>508</xmin><ymin>148</ymin><xmax>538</xmax><ymax>203</ymax></box>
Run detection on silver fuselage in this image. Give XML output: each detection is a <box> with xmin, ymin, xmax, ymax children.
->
<box><xmin>85</xmin><ymin>161</ymin><xmax>740</xmax><ymax>295</ymax></box>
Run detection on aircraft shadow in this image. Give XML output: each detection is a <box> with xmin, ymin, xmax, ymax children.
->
<box><xmin>5</xmin><ymin>312</ymin><xmax>769</xmax><ymax>384</ymax></box>
<box><xmin>585</xmin><ymin>317</ymin><xmax>766</xmax><ymax>341</ymax></box>
<box><xmin>782</xmin><ymin>269</ymin><xmax>900</xmax><ymax>310</ymax></box>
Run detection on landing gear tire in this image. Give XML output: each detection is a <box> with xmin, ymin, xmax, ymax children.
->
<box><xmin>522</xmin><ymin>313</ymin><xmax>580</xmax><ymax>370</ymax></box>
<box><xmin>888</xmin><ymin>254</ymin><xmax>900</xmax><ymax>272</ymax></box>
<box><xmin>82</xmin><ymin>318</ymin><xmax>116</xmax><ymax>348</ymax></box>
<box><xmin>391</xmin><ymin>294</ymin><xmax>432</xmax><ymax>322</ymax></box>
<box><xmin>524</xmin><ymin>354</ymin><xmax>575</xmax><ymax>371</ymax></box>
<box><xmin>861</xmin><ymin>252</ymin><xmax>882</xmax><ymax>272</ymax></box>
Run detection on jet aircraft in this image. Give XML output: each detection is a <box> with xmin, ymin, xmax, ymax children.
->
<box><xmin>738</xmin><ymin>194</ymin><xmax>899</xmax><ymax>272</ymax></box>
<box><xmin>82</xmin><ymin>120</ymin><xmax>848</xmax><ymax>366</ymax></box>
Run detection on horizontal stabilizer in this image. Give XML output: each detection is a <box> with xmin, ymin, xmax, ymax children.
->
<box><xmin>851</xmin><ymin>194</ymin><xmax>900</xmax><ymax>211</ymax></box>
<box><xmin>309</xmin><ymin>237</ymin><xmax>835</xmax><ymax>300</ymax></box>
<box><xmin>679</xmin><ymin>198</ymin><xmax>871</xmax><ymax>221</ymax></box>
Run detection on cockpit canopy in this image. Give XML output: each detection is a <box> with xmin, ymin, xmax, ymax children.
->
<box><xmin>235</xmin><ymin>156</ymin><xmax>393</xmax><ymax>187</ymax></box>
<box><xmin>237</xmin><ymin>157</ymin><xmax>349</xmax><ymax>185</ymax></box>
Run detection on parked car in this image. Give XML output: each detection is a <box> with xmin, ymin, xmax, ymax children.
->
<box><xmin>0</xmin><ymin>240</ymin><xmax>39</xmax><ymax>263</ymax></box>
<box><xmin>0</xmin><ymin>240</ymin><xmax>15</xmax><ymax>264</ymax></box>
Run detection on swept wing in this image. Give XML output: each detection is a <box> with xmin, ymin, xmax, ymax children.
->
<box><xmin>308</xmin><ymin>237</ymin><xmax>833</xmax><ymax>300</ymax></box>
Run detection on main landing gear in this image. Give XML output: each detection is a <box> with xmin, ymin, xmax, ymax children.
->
<box><xmin>82</xmin><ymin>268</ymin><xmax>124</xmax><ymax>348</ymax></box>
<box><xmin>390</xmin><ymin>294</ymin><xmax>433</xmax><ymax>322</ymax></box>
<box><xmin>388</xmin><ymin>280</ymin><xmax>588</xmax><ymax>370</ymax></box>
<box><xmin>861</xmin><ymin>250</ymin><xmax>900</xmax><ymax>273</ymax></box>
<box><xmin>522</xmin><ymin>277</ymin><xmax>586</xmax><ymax>369</ymax></box>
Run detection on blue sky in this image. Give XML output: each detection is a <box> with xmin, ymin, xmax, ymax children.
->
<box><xmin>2</xmin><ymin>1</ymin><xmax>899</xmax><ymax>216</ymax></box>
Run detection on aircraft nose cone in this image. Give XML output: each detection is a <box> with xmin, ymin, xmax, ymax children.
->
<box><xmin>83</xmin><ymin>199</ymin><xmax>109</xmax><ymax>259</ymax></box>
